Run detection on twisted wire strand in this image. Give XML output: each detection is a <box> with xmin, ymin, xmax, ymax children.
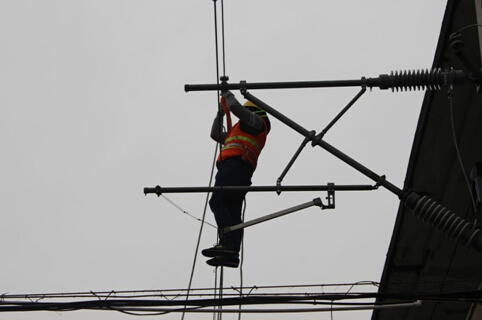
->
<box><xmin>161</xmin><ymin>195</ymin><xmax>216</xmax><ymax>229</ymax></box>
<box><xmin>7</xmin><ymin>280</ymin><xmax>482</xmax><ymax>300</ymax></box>
<box><xmin>448</xmin><ymin>93</ymin><xmax>478</xmax><ymax>217</ymax></box>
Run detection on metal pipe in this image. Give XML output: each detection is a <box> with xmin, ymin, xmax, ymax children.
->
<box><xmin>243</xmin><ymin>92</ymin><xmax>403</xmax><ymax>197</ymax></box>
<box><xmin>243</xmin><ymin>92</ymin><xmax>311</xmax><ymax>136</ymax></box>
<box><xmin>320</xmin><ymin>87</ymin><xmax>366</xmax><ymax>138</ymax></box>
<box><xmin>185</xmin><ymin>69</ymin><xmax>465</xmax><ymax>93</ymax></box>
<box><xmin>144</xmin><ymin>184</ymin><xmax>374</xmax><ymax>196</ymax></box>
<box><xmin>185</xmin><ymin>79</ymin><xmax>367</xmax><ymax>92</ymax></box>
<box><xmin>277</xmin><ymin>133</ymin><xmax>315</xmax><ymax>187</ymax></box>
<box><xmin>223</xmin><ymin>198</ymin><xmax>321</xmax><ymax>234</ymax></box>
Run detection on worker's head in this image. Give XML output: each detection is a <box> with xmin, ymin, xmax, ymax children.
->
<box><xmin>243</xmin><ymin>100</ymin><xmax>271</xmax><ymax>133</ymax></box>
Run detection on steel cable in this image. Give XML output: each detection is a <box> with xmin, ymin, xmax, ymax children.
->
<box><xmin>181</xmin><ymin>143</ymin><xmax>219</xmax><ymax>320</ymax></box>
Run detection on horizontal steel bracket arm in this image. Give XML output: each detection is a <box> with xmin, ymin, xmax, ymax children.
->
<box><xmin>144</xmin><ymin>184</ymin><xmax>375</xmax><ymax>196</ymax></box>
<box><xmin>242</xmin><ymin>91</ymin><xmax>403</xmax><ymax>197</ymax></box>
<box><xmin>185</xmin><ymin>78</ymin><xmax>372</xmax><ymax>92</ymax></box>
<box><xmin>184</xmin><ymin>69</ymin><xmax>465</xmax><ymax>93</ymax></box>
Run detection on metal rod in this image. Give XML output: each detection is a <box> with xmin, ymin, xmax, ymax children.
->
<box><xmin>277</xmin><ymin>133</ymin><xmax>315</xmax><ymax>187</ymax></box>
<box><xmin>185</xmin><ymin>79</ymin><xmax>376</xmax><ymax>92</ymax></box>
<box><xmin>144</xmin><ymin>184</ymin><xmax>374</xmax><ymax>196</ymax></box>
<box><xmin>185</xmin><ymin>69</ymin><xmax>466</xmax><ymax>93</ymax></box>
<box><xmin>320</xmin><ymin>87</ymin><xmax>366</xmax><ymax>138</ymax></box>
<box><xmin>243</xmin><ymin>92</ymin><xmax>311</xmax><ymax>136</ymax></box>
<box><xmin>224</xmin><ymin>198</ymin><xmax>321</xmax><ymax>234</ymax></box>
<box><xmin>242</xmin><ymin>92</ymin><xmax>403</xmax><ymax>197</ymax></box>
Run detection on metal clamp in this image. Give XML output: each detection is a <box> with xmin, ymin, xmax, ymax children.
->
<box><xmin>314</xmin><ymin>183</ymin><xmax>335</xmax><ymax>210</ymax></box>
<box><xmin>276</xmin><ymin>178</ymin><xmax>282</xmax><ymax>195</ymax></box>
<box><xmin>361</xmin><ymin>76</ymin><xmax>367</xmax><ymax>91</ymax></box>
<box><xmin>143</xmin><ymin>185</ymin><xmax>163</xmax><ymax>197</ymax></box>
<box><xmin>311</xmin><ymin>132</ymin><xmax>324</xmax><ymax>146</ymax></box>
<box><xmin>220</xmin><ymin>75</ymin><xmax>229</xmax><ymax>94</ymax></box>
<box><xmin>240</xmin><ymin>80</ymin><xmax>247</xmax><ymax>95</ymax></box>
<box><xmin>374</xmin><ymin>175</ymin><xmax>386</xmax><ymax>190</ymax></box>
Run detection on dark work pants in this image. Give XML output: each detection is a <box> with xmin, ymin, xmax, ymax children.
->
<box><xmin>209</xmin><ymin>156</ymin><xmax>253</xmax><ymax>253</ymax></box>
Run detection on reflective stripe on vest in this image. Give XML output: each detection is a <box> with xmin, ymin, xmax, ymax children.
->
<box><xmin>223</xmin><ymin>135</ymin><xmax>261</xmax><ymax>153</ymax></box>
<box><xmin>218</xmin><ymin>120</ymin><xmax>268</xmax><ymax>171</ymax></box>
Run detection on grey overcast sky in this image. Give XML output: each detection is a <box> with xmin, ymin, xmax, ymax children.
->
<box><xmin>0</xmin><ymin>1</ymin><xmax>447</xmax><ymax>319</ymax></box>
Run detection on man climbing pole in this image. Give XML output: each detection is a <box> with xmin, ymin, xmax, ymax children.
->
<box><xmin>202</xmin><ymin>91</ymin><xmax>271</xmax><ymax>268</ymax></box>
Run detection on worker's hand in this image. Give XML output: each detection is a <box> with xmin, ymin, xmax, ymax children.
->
<box><xmin>219</xmin><ymin>96</ymin><xmax>228</xmax><ymax>114</ymax></box>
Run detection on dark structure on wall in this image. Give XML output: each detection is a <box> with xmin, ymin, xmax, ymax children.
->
<box><xmin>372</xmin><ymin>1</ymin><xmax>482</xmax><ymax>319</ymax></box>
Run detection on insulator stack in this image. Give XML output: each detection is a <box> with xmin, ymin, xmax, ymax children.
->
<box><xmin>406</xmin><ymin>194</ymin><xmax>482</xmax><ymax>251</ymax></box>
<box><xmin>388</xmin><ymin>69</ymin><xmax>444</xmax><ymax>91</ymax></box>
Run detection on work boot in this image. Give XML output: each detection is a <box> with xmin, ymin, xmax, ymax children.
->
<box><xmin>206</xmin><ymin>254</ymin><xmax>240</xmax><ymax>268</ymax></box>
<box><xmin>202</xmin><ymin>244</ymin><xmax>236</xmax><ymax>258</ymax></box>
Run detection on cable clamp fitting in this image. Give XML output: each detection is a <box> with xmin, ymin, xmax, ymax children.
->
<box><xmin>305</xmin><ymin>130</ymin><xmax>316</xmax><ymax>143</ymax></box>
<box><xmin>374</xmin><ymin>175</ymin><xmax>386</xmax><ymax>190</ymax></box>
<box><xmin>143</xmin><ymin>185</ymin><xmax>163</xmax><ymax>196</ymax></box>
<box><xmin>311</xmin><ymin>131</ymin><xmax>324</xmax><ymax>147</ymax></box>
<box><xmin>220</xmin><ymin>75</ymin><xmax>229</xmax><ymax>94</ymax></box>
<box><xmin>155</xmin><ymin>185</ymin><xmax>162</xmax><ymax>196</ymax></box>
<box><xmin>276</xmin><ymin>178</ymin><xmax>282</xmax><ymax>195</ymax></box>
<box><xmin>361</xmin><ymin>76</ymin><xmax>368</xmax><ymax>92</ymax></box>
<box><xmin>240</xmin><ymin>80</ymin><xmax>247</xmax><ymax>95</ymax></box>
<box><xmin>314</xmin><ymin>183</ymin><xmax>335</xmax><ymax>210</ymax></box>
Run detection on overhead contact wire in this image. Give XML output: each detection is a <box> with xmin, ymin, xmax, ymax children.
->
<box><xmin>182</xmin><ymin>143</ymin><xmax>219</xmax><ymax>320</ymax></box>
<box><xmin>213</xmin><ymin>0</ymin><xmax>223</xmax><ymax>167</ymax></box>
<box><xmin>221</xmin><ymin>0</ymin><xmax>226</xmax><ymax>77</ymax></box>
<box><xmin>182</xmin><ymin>1</ymin><xmax>230</xmax><ymax>318</ymax></box>
<box><xmin>212</xmin><ymin>2</ymin><xmax>227</xmax><ymax>320</ymax></box>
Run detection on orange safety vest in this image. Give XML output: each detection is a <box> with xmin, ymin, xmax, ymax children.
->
<box><xmin>218</xmin><ymin>119</ymin><xmax>268</xmax><ymax>171</ymax></box>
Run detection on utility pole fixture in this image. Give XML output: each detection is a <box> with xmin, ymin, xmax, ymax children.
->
<box><xmin>147</xmin><ymin>68</ymin><xmax>482</xmax><ymax>252</ymax></box>
<box><xmin>185</xmin><ymin>69</ymin><xmax>466</xmax><ymax>93</ymax></box>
